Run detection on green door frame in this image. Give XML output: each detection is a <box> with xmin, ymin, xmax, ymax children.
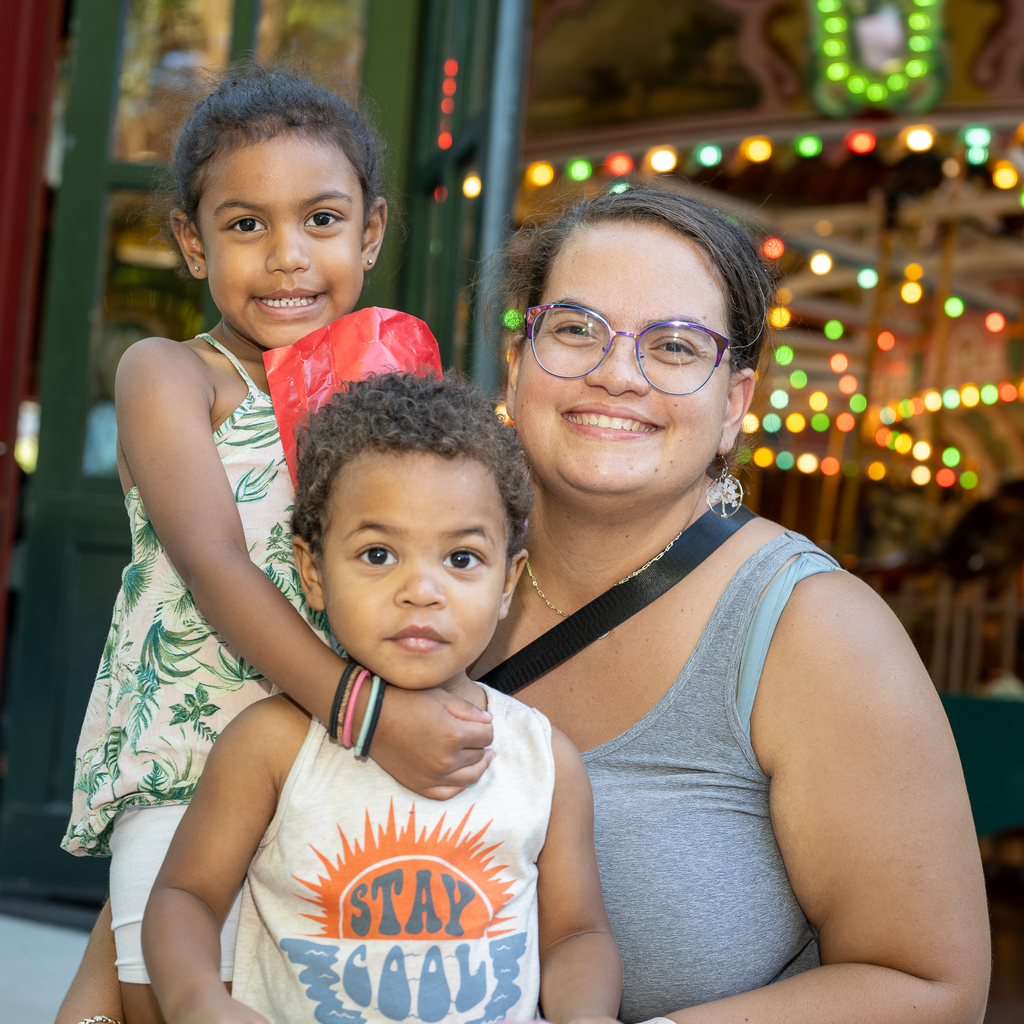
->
<box><xmin>1</xmin><ymin>0</ymin><xmax>133</xmax><ymax>900</ymax></box>
<box><xmin>0</xmin><ymin>0</ymin><xmax>425</xmax><ymax>899</ymax></box>
<box><xmin>0</xmin><ymin>0</ymin><xmax>525</xmax><ymax>900</ymax></box>
<box><xmin>399</xmin><ymin>0</ymin><xmax>529</xmax><ymax>389</ymax></box>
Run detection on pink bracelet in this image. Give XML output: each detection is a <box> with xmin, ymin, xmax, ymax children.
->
<box><xmin>342</xmin><ymin>669</ymin><xmax>370</xmax><ymax>747</ymax></box>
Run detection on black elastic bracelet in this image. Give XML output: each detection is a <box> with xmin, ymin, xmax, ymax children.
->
<box><xmin>329</xmin><ymin>663</ymin><xmax>359</xmax><ymax>741</ymax></box>
<box><xmin>359</xmin><ymin>680</ymin><xmax>387</xmax><ymax>758</ymax></box>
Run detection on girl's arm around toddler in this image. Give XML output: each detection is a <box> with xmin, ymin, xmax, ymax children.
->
<box><xmin>115</xmin><ymin>338</ymin><xmax>494</xmax><ymax>797</ymax></box>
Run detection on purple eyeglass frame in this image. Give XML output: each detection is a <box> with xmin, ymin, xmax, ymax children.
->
<box><xmin>524</xmin><ymin>303</ymin><xmax>731</xmax><ymax>396</ymax></box>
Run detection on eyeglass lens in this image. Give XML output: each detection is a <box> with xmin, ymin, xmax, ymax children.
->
<box><xmin>530</xmin><ymin>306</ymin><xmax>722</xmax><ymax>395</ymax></box>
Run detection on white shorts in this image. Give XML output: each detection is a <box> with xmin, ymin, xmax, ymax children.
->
<box><xmin>109</xmin><ymin>804</ymin><xmax>241</xmax><ymax>984</ymax></box>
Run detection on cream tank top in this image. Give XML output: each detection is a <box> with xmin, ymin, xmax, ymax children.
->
<box><xmin>232</xmin><ymin>687</ymin><xmax>554</xmax><ymax>1024</ymax></box>
<box><xmin>64</xmin><ymin>335</ymin><xmax>332</xmax><ymax>857</ymax></box>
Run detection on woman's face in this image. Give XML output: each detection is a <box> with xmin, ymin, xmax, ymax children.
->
<box><xmin>507</xmin><ymin>221</ymin><xmax>755</xmax><ymax>509</ymax></box>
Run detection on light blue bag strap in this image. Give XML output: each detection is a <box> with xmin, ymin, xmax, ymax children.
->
<box><xmin>737</xmin><ymin>551</ymin><xmax>840</xmax><ymax>736</ymax></box>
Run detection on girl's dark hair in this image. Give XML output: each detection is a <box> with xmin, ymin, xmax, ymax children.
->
<box><xmin>496</xmin><ymin>186</ymin><xmax>777</xmax><ymax>374</ymax></box>
<box><xmin>292</xmin><ymin>373</ymin><xmax>533</xmax><ymax>560</ymax></box>
<box><xmin>166</xmin><ymin>62</ymin><xmax>386</xmax><ymax>261</ymax></box>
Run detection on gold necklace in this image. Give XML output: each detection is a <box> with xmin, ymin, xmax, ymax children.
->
<box><xmin>525</xmin><ymin>527</ymin><xmax>686</xmax><ymax>619</ymax></box>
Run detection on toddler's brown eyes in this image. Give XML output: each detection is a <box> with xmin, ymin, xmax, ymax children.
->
<box><xmin>444</xmin><ymin>551</ymin><xmax>479</xmax><ymax>570</ymax></box>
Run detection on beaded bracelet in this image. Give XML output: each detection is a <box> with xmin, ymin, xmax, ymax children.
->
<box><xmin>354</xmin><ymin>675</ymin><xmax>381</xmax><ymax>757</ymax></box>
<box><xmin>328</xmin><ymin>663</ymin><xmax>359</xmax><ymax>741</ymax></box>
<box><xmin>356</xmin><ymin>678</ymin><xmax>387</xmax><ymax>759</ymax></box>
<box><xmin>342</xmin><ymin>669</ymin><xmax>370</xmax><ymax>747</ymax></box>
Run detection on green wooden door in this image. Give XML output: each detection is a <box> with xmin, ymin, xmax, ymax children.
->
<box><xmin>0</xmin><ymin>0</ymin><xmax>526</xmax><ymax>900</ymax></box>
<box><xmin>400</xmin><ymin>0</ymin><xmax>529</xmax><ymax>392</ymax></box>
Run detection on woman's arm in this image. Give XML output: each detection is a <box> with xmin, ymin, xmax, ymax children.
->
<box><xmin>142</xmin><ymin>696</ymin><xmax>307</xmax><ymax>1024</ymax></box>
<box><xmin>115</xmin><ymin>338</ymin><xmax>494</xmax><ymax>797</ymax></box>
<box><xmin>537</xmin><ymin>728</ymin><xmax>623</xmax><ymax>1024</ymax></box>
<box><xmin>667</xmin><ymin>571</ymin><xmax>990</xmax><ymax>1024</ymax></box>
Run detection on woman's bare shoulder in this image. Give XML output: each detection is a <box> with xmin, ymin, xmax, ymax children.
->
<box><xmin>776</xmin><ymin>567</ymin><xmax>906</xmax><ymax>653</ymax></box>
<box><xmin>754</xmin><ymin>566</ymin><xmax>948</xmax><ymax>772</ymax></box>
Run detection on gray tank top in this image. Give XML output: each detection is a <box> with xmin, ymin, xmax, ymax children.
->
<box><xmin>582</xmin><ymin>531</ymin><xmax>839</xmax><ymax>1021</ymax></box>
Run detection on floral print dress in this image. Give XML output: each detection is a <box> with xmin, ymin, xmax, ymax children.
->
<box><xmin>63</xmin><ymin>335</ymin><xmax>331</xmax><ymax>857</ymax></box>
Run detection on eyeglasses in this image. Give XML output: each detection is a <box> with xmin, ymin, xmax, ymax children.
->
<box><xmin>525</xmin><ymin>304</ymin><xmax>731</xmax><ymax>396</ymax></box>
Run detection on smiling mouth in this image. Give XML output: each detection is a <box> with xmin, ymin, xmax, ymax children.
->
<box><xmin>258</xmin><ymin>295</ymin><xmax>320</xmax><ymax>308</ymax></box>
<box><xmin>565</xmin><ymin>413</ymin><xmax>656</xmax><ymax>432</ymax></box>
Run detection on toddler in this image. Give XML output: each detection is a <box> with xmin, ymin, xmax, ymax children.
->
<box><xmin>142</xmin><ymin>373</ymin><xmax>623</xmax><ymax>1024</ymax></box>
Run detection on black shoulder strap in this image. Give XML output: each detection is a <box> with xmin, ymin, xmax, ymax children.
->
<box><xmin>481</xmin><ymin>505</ymin><xmax>757</xmax><ymax>695</ymax></box>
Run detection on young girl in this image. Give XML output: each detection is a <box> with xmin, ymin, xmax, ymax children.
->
<box><xmin>59</xmin><ymin>66</ymin><xmax>495</xmax><ymax>1024</ymax></box>
<box><xmin>142</xmin><ymin>372</ymin><xmax>622</xmax><ymax>1024</ymax></box>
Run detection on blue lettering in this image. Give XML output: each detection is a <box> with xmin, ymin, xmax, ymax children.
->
<box><xmin>371</xmin><ymin>869</ymin><xmax>404</xmax><ymax>936</ymax></box>
<box><xmin>342</xmin><ymin>944</ymin><xmax>371</xmax><ymax>1007</ymax></box>
<box><xmin>416</xmin><ymin>945</ymin><xmax>451</xmax><ymax>1022</ymax></box>
<box><xmin>468</xmin><ymin>932</ymin><xmax>528</xmax><ymax>1024</ymax></box>
<box><xmin>441</xmin><ymin>873</ymin><xmax>477</xmax><ymax>936</ymax></box>
<box><xmin>405</xmin><ymin>869</ymin><xmax>443</xmax><ymax>935</ymax></box>
<box><xmin>454</xmin><ymin>942</ymin><xmax>487</xmax><ymax>1012</ymax></box>
<box><xmin>280</xmin><ymin>938</ymin><xmax>365</xmax><ymax>1024</ymax></box>
<box><xmin>378</xmin><ymin>945</ymin><xmax>411</xmax><ymax>1020</ymax></box>
<box><xmin>349</xmin><ymin>883</ymin><xmax>371</xmax><ymax>938</ymax></box>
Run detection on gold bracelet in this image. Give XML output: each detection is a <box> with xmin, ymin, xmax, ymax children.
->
<box><xmin>76</xmin><ymin>1016</ymin><xmax>122</xmax><ymax>1024</ymax></box>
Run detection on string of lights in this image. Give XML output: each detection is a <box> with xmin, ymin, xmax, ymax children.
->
<box><xmin>513</xmin><ymin>116</ymin><xmax>1024</xmax><ymax>495</ymax></box>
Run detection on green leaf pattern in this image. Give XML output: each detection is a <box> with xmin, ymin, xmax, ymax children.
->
<box><xmin>63</xmin><ymin>383</ymin><xmax>331</xmax><ymax>858</ymax></box>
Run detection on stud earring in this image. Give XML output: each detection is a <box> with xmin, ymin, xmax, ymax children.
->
<box><xmin>366</xmin><ymin>257</ymin><xmax>374</xmax><ymax>266</ymax></box>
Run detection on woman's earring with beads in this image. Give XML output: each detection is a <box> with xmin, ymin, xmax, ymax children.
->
<box><xmin>706</xmin><ymin>455</ymin><xmax>744</xmax><ymax>518</ymax></box>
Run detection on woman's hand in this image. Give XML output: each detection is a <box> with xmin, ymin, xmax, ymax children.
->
<box><xmin>370</xmin><ymin>686</ymin><xmax>495</xmax><ymax>799</ymax></box>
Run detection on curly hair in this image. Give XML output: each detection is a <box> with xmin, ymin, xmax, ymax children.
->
<box><xmin>160</xmin><ymin>61</ymin><xmax>387</xmax><ymax>270</ymax></box>
<box><xmin>292</xmin><ymin>373</ymin><xmax>532</xmax><ymax>560</ymax></box>
<box><xmin>494</xmin><ymin>186</ymin><xmax>777</xmax><ymax>375</ymax></box>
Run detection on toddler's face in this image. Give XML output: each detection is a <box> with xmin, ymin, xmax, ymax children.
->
<box><xmin>294</xmin><ymin>452</ymin><xmax>525</xmax><ymax>693</ymax></box>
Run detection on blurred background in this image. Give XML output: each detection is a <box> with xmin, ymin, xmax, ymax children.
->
<box><xmin>2</xmin><ymin>0</ymin><xmax>1024</xmax><ymax>1018</ymax></box>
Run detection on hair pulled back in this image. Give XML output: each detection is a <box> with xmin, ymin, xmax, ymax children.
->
<box><xmin>168</xmin><ymin>62</ymin><xmax>385</xmax><ymax>246</ymax></box>
<box><xmin>292</xmin><ymin>372</ymin><xmax>533</xmax><ymax>560</ymax></box>
<box><xmin>496</xmin><ymin>186</ymin><xmax>777</xmax><ymax>373</ymax></box>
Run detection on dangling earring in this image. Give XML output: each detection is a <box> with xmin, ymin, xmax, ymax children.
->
<box><xmin>706</xmin><ymin>455</ymin><xmax>744</xmax><ymax>518</ymax></box>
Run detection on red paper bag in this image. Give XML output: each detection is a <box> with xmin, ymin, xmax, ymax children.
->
<box><xmin>264</xmin><ymin>307</ymin><xmax>442</xmax><ymax>485</ymax></box>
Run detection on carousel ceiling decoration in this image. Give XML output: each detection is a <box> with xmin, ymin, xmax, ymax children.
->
<box><xmin>512</xmin><ymin>116</ymin><xmax>1024</xmax><ymax>498</ymax></box>
<box><xmin>809</xmin><ymin>0</ymin><xmax>946</xmax><ymax>116</ymax></box>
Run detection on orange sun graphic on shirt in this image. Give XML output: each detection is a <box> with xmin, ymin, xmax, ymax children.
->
<box><xmin>295</xmin><ymin>801</ymin><xmax>516</xmax><ymax>942</ymax></box>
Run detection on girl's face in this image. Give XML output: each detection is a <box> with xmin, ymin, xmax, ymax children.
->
<box><xmin>293</xmin><ymin>452</ymin><xmax>525</xmax><ymax>696</ymax></box>
<box><xmin>173</xmin><ymin>132</ymin><xmax>385</xmax><ymax>352</ymax></box>
<box><xmin>507</xmin><ymin>221</ymin><xmax>755</xmax><ymax>511</ymax></box>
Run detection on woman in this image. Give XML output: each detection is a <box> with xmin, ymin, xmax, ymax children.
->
<box><xmin>474</xmin><ymin>187</ymin><xmax>991</xmax><ymax>1022</ymax></box>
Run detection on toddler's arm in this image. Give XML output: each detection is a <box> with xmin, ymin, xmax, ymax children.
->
<box><xmin>115</xmin><ymin>338</ymin><xmax>494</xmax><ymax>797</ymax></box>
<box><xmin>142</xmin><ymin>696</ymin><xmax>307</xmax><ymax>1024</ymax></box>
<box><xmin>536</xmin><ymin>728</ymin><xmax>622</xmax><ymax>1024</ymax></box>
